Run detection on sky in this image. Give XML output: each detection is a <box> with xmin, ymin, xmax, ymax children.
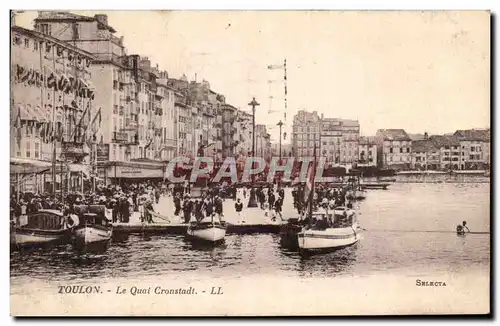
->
<box><xmin>15</xmin><ymin>10</ymin><xmax>490</xmax><ymax>142</ymax></box>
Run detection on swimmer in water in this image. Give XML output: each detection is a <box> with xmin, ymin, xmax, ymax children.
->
<box><xmin>456</xmin><ymin>221</ymin><xmax>470</xmax><ymax>235</ymax></box>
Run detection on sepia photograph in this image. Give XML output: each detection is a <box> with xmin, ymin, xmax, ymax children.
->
<box><xmin>8</xmin><ymin>9</ymin><xmax>491</xmax><ymax>316</ymax></box>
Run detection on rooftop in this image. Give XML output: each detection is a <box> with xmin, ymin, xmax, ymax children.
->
<box><xmin>454</xmin><ymin>129</ymin><xmax>490</xmax><ymax>142</ymax></box>
<box><xmin>11</xmin><ymin>25</ymin><xmax>95</xmax><ymax>59</ymax></box>
<box><xmin>35</xmin><ymin>11</ymin><xmax>117</xmax><ymax>33</ymax></box>
<box><xmin>429</xmin><ymin>135</ymin><xmax>460</xmax><ymax>147</ymax></box>
<box><xmin>412</xmin><ymin>140</ymin><xmax>439</xmax><ymax>153</ymax></box>
<box><xmin>377</xmin><ymin>129</ymin><xmax>411</xmax><ymax>141</ymax></box>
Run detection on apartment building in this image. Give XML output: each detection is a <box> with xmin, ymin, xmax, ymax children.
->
<box><xmin>374</xmin><ymin>129</ymin><xmax>412</xmax><ymax>169</ymax></box>
<box><xmin>11</xmin><ymin>24</ymin><xmax>95</xmax><ymax>192</ymax></box>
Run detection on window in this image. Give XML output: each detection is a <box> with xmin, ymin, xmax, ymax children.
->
<box><xmin>24</xmin><ymin>38</ymin><xmax>29</xmax><ymax>48</ymax></box>
<box><xmin>34</xmin><ymin>41</ymin><xmax>38</xmax><ymax>51</ymax></box>
<box><xmin>34</xmin><ymin>142</ymin><xmax>40</xmax><ymax>158</ymax></box>
<box><xmin>39</xmin><ymin>24</ymin><xmax>52</xmax><ymax>35</ymax></box>
<box><xmin>407</xmin><ymin>148</ymin><xmax>410</xmax><ymax>153</ymax></box>
<box><xmin>26</xmin><ymin>141</ymin><xmax>31</xmax><ymax>158</ymax></box>
<box><xmin>389</xmin><ymin>147</ymin><xmax>393</xmax><ymax>153</ymax></box>
<box><xmin>113</xmin><ymin>117</ymin><xmax>117</xmax><ymax>132</ymax></box>
<box><xmin>471</xmin><ymin>147</ymin><xmax>475</xmax><ymax>152</ymax></box>
<box><xmin>400</xmin><ymin>148</ymin><xmax>403</xmax><ymax>153</ymax></box>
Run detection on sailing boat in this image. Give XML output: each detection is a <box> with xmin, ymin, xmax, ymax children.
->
<box><xmin>297</xmin><ymin>144</ymin><xmax>361</xmax><ymax>252</ymax></box>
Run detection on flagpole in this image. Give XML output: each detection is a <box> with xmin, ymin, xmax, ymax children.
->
<box><xmin>308</xmin><ymin>142</ymin><xmax>317</xmax><ymax>222</ymax></box>
<box><xmin>50</xmin><ymin>42</ymin><xmax>57</xmax><ymax>198</ymax></box>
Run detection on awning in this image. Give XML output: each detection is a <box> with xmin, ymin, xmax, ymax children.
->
<box><xmin>67</xmin><ymin>163</ymin><xmax>90</xmax><ymax>177</ymax></box>
<box><xmin>10</xmin><ymin>157</ymin><xmax>52</xmax><ymax>174</ymax></box>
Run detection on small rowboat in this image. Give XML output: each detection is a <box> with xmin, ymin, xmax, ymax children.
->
<box><xmin>73</xmin><ymin>213</ymin><xmax>113</xmax><ymax>249</ymax></box>
<box><xmin>298</xmin><ymin>207</ymin><xmax>360</xmax><ymax>252</ymax></box>
<box><xmin>187</xmin><ymin>220</ymin><xmax>227</xmax><ymax>243</ymax></box>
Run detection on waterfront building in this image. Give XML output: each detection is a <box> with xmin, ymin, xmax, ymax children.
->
<box><xmin>410</xmin><ymin>134</ymin><xmax>440</xmax><ymax>170</ymax></box>
<box><xmin>168</xmin><ymin>78</ymin><xmax>227</xmax><ymax>161</ymax></box>
<box><xmin>374</xmin><ymin>129</ymin><xmax>412</xmax><ymax>170</ymax></box>
<box><xmin>153</xmin><ymin>71</ymin><xmax>176</xmax><ymax>161</ymax></box>
<box><xmin>357</xmin><ymin>137</ymin><xmax>377</xmax><ymax>167</ymax></box>
<box><xmin>428</xmin><ymin>135</ymin><xmax>461</xmax><ymax>170</ymax></box>
<box><xmin>453</xmin><ymin>129</ymin><xmax>491</xmax><ymax>170</ymax></box>
<box><xmin>292</xmin><ymin>110</ymin><xmax>321</xmax><ymax>158</ymax></box>
<box><xmin>320</xmin><ymin>118</ymin><xmax>360</xmax><ymax>165</ymax></box>
<box><xmin>222</xmin><ymin>104</ymin><xmax>239</xmax><ymax>159</ymax></box>
<box><xmin>11</xmin><ymin>24</ymin><xmax>95</xmax><ymax>193</ymax></box>
<box><xmin>291</xmin><ymin>110</ymin><xmax>360</xmax><ymax>164</ymax></box>
<box><xmin>233</xmin><ymin>110</ymin><xmax>253</xmax><ymax>157</ymax></box>
<box><xmin>34</xmin><ymin>12</ymin><xmax>174</xmax><ymax>183</ymax></box>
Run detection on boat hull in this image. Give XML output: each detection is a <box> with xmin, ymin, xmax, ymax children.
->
<box><xmin>14</xmin><ymin>228</ymin><xmax>70</xmax><ymax>247</ymax></box>
<box><xmin>187</xmin><ymin>223</ymin><xmax>226</xmax><ymax>243</ymax></box>
<box><xmin>73</xmin><ymin>225</ymin><xmax>113</xmax><ymax>247</ymax></box>
<box><xmin>298</xmin><ymin>225</ymin><xmax>360</xmax><ymax>251</ymax></box>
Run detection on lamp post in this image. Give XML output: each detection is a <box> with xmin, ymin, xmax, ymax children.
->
<box><xmin>247</xmin><ymin>97</ymin><xmax>259</xmax><ymax>208</ymax></box>
<box><xmin>277</xmin><ymin>120</ymin><xmax>283</xmax><ymax>161</ymax></box>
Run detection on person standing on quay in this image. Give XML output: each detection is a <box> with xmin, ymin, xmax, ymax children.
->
<box><xmin>174</xmin><ymin>193</ymin><xmax>181</xmax><ymax>216</ymax></box>
<box><xmin>268</xmin><ymin>189</ymin><xmax>275</xmax><ymax>211</ymax></box>
<box><xmin>274</xmin><ymin>195</ymin><xmax>283</xmax><ymax>221</ymax></box>
<box><xmin>235</xmin><ymin>198</ymin><xmax>244</xmax><ymax>223</ymax></box>
<box><xmin>182</xmin><ymin>195</ymin><xmax>193</xmax><ymax>224</ymax></box>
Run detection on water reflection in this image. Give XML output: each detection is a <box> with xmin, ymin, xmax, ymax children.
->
<box><xmin>10</xmin><ymin>183</ymin><xmax>490</xmax><ymax>283</ymax></box>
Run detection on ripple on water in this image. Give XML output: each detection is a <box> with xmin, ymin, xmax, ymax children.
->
<box><xmin>10</xmin><ymin>183</ymin><xmax>490</xmax><ymax>283</ymax></box>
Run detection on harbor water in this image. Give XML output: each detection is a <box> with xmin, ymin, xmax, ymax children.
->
<box><xmin>11</xmin><ymin>181</ymin><xmax>490</xmax><ymax>287</ymax></box>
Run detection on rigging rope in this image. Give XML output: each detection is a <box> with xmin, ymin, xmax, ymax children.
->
<box><xmin>358</xmin><ymin>228</ymin><xmax>489</xmax><ymax>235</ymax></box>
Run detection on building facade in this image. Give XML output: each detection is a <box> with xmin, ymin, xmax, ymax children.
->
<box><xmin>375</xmin><ymin>129</ymin><xmax>412</xmax><ymax>169</ymax></box>
<box><xmin>320</xmin><ymin>118</ymin><xmax>360</xmax><ymax>164</ymax></box>
<box><xmin>292</xmin><ymin>110</ymin><xmax>321</xmax><ymax>158</ymax></box>
<box><xmin>233</xmin><ymin>110</ymin><xmax>253</xmax><ymax>157</ymax></box>
<box><xmin>222</xmin><ymin>104</ymin><xmax>238</xmax><ymax>158</ymax></box>
<box><xmin>410</xmin><ymin>135</ymin><xmax>440</xmax><ymax>170</ymax></box>
<box><xmin>11</xmin><ymin>25</ymin><xmax>96</xmax><ymax>192</ymax></box>
<box><xmin>357</xmin><ymin>137</ymin><xmax>377</xmax><ymax>167</ymax></box>
<box><xmin>255</xmin><ymin>124</ymin><xmax>272</xmax><ymax>160</ymax></box>
<box><xmin>292</xmin><ymin>110</ymin><xmax>360</xmax><ymax>163</ymax></box>
<box><xmin>454</xmin><ymin>129</ymin><xmax>490</xmax><ymax>170</ymax></box>
<box><xmin>428</xmin><ymin>135</ymin><xmax>460</xmax><ymax>170</ymax></box>
<box><xmin>34</xmin><ymin>12</ymin><xmax>177</xmax><ymax>184</ymax></box>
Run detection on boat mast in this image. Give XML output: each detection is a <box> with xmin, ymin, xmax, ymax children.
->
<box><xmin>50</xmin><ymin>40</ymin><xmax>57</xmax><ymax>199</ymax></box>
<box><xmin>307</xmin><ymin>142</ymin><xmax>317</xmax><ymax>222</ymax></box>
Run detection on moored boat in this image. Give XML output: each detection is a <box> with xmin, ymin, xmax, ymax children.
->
<box><xmin>298</xmin><ymin>207</ymin><xmax>360</xmax><ymax>252</ymax></box>
<box><xmin>14</xmin><ymin>209</ymin><xmax>72</xmax><ymax>247</ymax></box>
<box><xmin>73</xmin><ymin>213</ymin><xmax>113</xmax><ymax>249</ymax></box>
<box><xmin>187</xmin><ymin>220</ymin><xmax>227</xmax><ymax>243</ymax></box>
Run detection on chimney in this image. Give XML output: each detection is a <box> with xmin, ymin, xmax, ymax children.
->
<box><xmin>95</xmin><ymin>14</ymin><xmax>108</xmax><ymax>26</ymax></box>
<box><xmin>424</xmin><ymin>132</ymin><xmax>428</xmax><ymax>140</ymax></box>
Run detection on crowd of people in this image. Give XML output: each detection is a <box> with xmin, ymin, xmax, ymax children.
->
<box><xmin>292</xmin><ymin>183</ymin><xmax>353</xmax><ymax>215</ymax></box>
<box><xmin>10</xmin><ymin>178</ymin><xmax>356</xmax><ymax>225</ymax></box>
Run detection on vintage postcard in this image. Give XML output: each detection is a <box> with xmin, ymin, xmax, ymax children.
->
<box><xmin>9</xmin><ymin>10</ymin><xmax>490</xmax><ymax>316</ymax></box>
